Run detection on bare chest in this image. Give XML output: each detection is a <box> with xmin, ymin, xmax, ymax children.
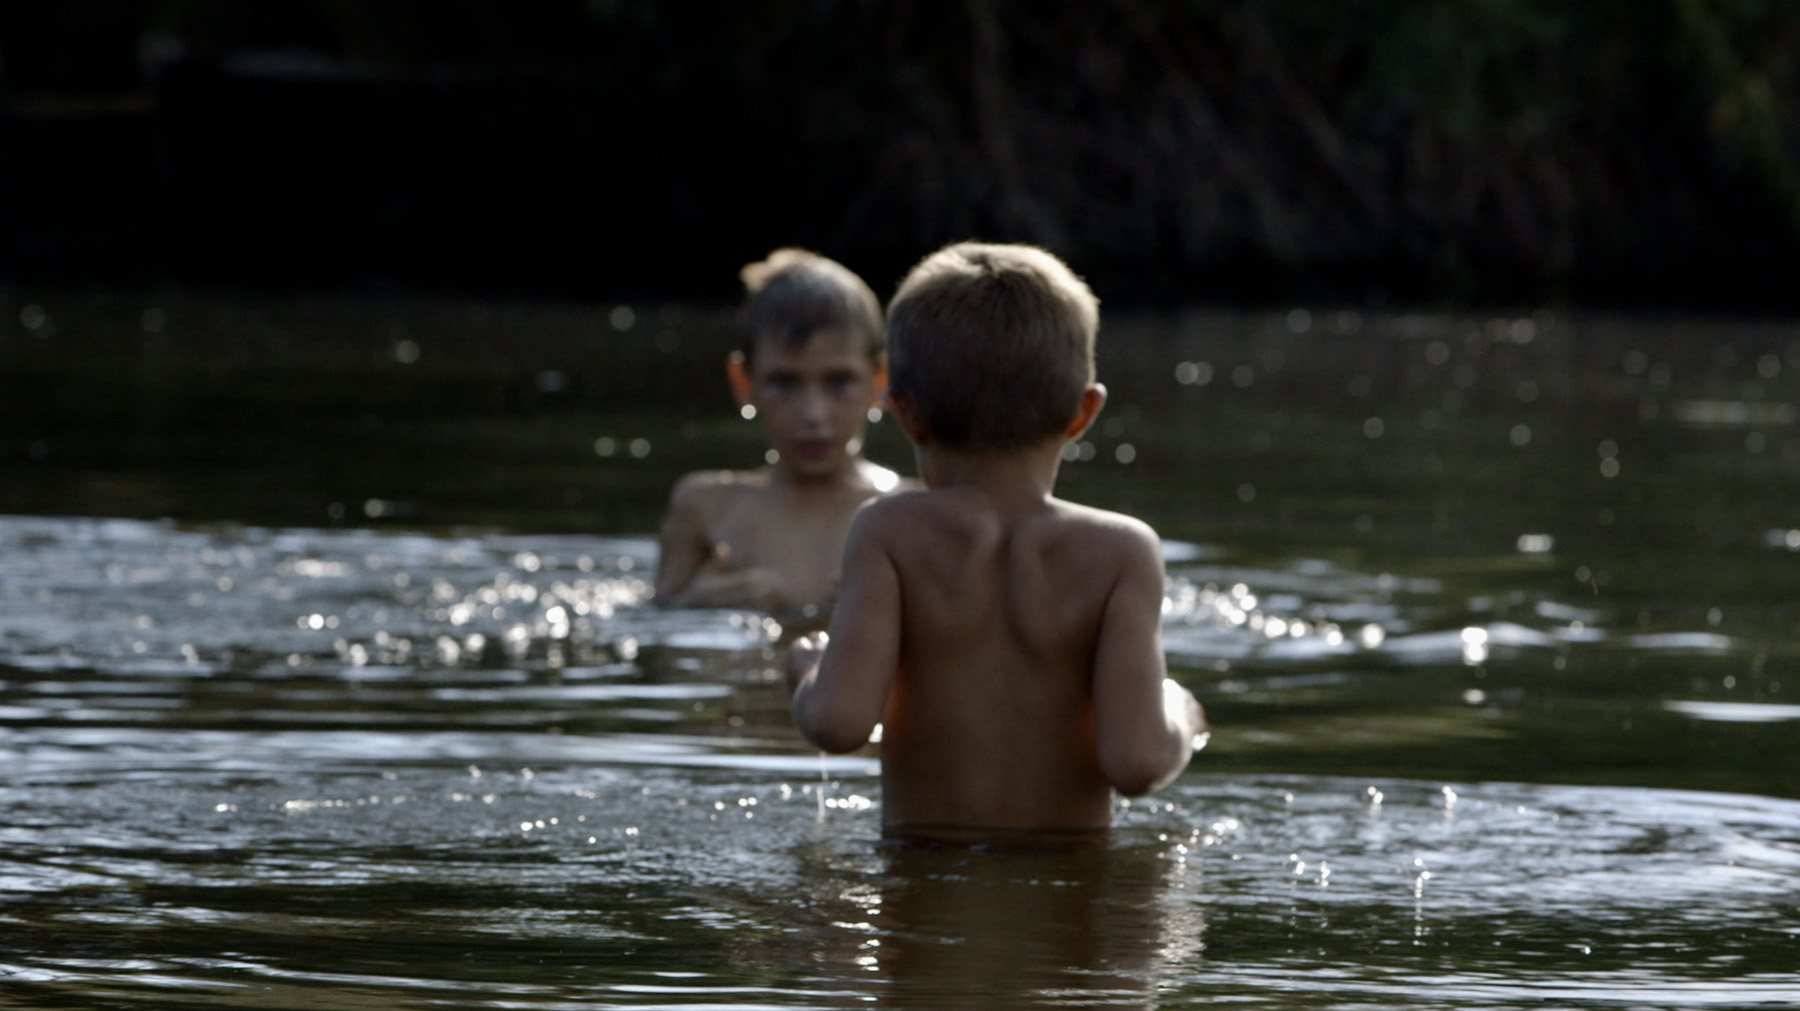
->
<box><xmin>706</xmin><ymin>489</ymin><xmax>866</xmax><ymax>604</ymax></box>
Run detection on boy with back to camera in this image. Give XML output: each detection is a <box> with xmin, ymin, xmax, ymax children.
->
<box><xmin>787</xmin><ymin>242</ymin><xmax>1208</xmax><ymax>841</ymax></box>
<box><xmin>655</xmin><ymin>249</ymin><xmax>903</xmax><ymax>618</ymax></box>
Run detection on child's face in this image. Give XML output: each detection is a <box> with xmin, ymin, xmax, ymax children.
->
<box><xmin>736</xmin><ymin>329</ymin><xmax>882</xmax><ymax>481</ymax></box>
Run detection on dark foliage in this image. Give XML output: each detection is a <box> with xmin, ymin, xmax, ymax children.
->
<box><xmin>3</xmin><ymin>0</ymin><xmax>1798</xmax><ymax>307</ymax></box>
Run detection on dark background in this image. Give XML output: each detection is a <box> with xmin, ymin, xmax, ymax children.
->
<box><xmin>5</xmin><ymin>0</ymin><xmax>1800</xmax><ymax>309</ymax></box>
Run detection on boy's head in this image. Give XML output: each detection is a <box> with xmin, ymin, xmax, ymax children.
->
<box><xmin>738</xmin><ymin>248</ymin><xmax>884</xmax><ymax>366</ymax></box>
<box><xmin>886</xmin><ymin>242</ymin><xmax>1100</xmax><ymax>452</ymax></box>
<box><xmin>729</xmin><ymin>249</ymin><xmax>887</xmax><ymax>481</ymax></box>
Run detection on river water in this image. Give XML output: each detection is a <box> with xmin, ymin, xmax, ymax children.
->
<box><xmin>2</xmin><ymin>289</ymin><xmax>1798</xmax><ymax>1008</ymax></box>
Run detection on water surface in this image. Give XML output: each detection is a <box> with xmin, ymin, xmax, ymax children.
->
<box><xmin>3</xmin><ymin>291</ymin><xmax>1799</xmax><ymax>1007</ymax></box>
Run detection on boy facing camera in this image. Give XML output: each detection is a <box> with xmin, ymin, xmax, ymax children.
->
<box><xmin>655</xmin><ymin>249</ymin><xmax>903</xmax><ymax>617</ymax></box>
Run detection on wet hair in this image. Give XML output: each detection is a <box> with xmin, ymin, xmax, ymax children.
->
<box><xmin>886</xmin><ymin>242</ymin><xmax>1099</xmax><ymax>451</ymax></box>
<box><xmin>738</xmin><ymin>248</ymin><xmax>884</xmax><ymax>364</ymax></box>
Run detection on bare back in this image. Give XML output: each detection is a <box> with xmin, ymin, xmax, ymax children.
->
<box><xmin>796</xmin><ymin>484</ymin><xmax>1177</xmax><ymax>837</ymax></box>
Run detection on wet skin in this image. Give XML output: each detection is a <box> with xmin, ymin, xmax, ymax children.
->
<box><xmin>654</xmin><ymin>329</ymin><xmax>900</xmax><ymax>615</ymax></box>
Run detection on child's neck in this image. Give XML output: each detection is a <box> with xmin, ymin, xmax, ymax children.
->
<box><xmin>769</xmin><ymin>457</ymin><xmax>869</xmax><ymax>494</ymax></box>
<box><xmin>913</xmin><ymin>440</ymin><xmax>1065</xmax><ymax>508</ymax></box>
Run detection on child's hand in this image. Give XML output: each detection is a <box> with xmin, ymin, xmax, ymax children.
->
<box><xmin>785</xmin><ymin>631</ymin><xmax>828</xmax><ymax>695</ymax></box>
<box><xmin>1164</xmin><ymin>678</ymin><xmax>1209</xmax><ymax>751</ymax></box>
<box><xmin>681</xmin><ymin>542</ymin><xmax>791</xmax><ymax>610</ymax></box>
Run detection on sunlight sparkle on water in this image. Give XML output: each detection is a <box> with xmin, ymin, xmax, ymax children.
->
<box><xmin>1664</xmin><ymin>700</ymin><xmax>1800</xmax><ymax>723</ymax></box>
<box><xmin>1517</xmin><ymin>533</ymin><xmax>1554</xmax><ymax>554</ymax></box>
<box><xmin>6</xmin><ymin>298</ymin><xmax>1800</xmax><ymax>1007</ymax></box>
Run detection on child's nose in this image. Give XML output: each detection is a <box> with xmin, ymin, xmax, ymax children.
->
<box><xmin>796</xmin><ymin>386</ymin><xmax>830</xmax><ymax>421</ymax></box>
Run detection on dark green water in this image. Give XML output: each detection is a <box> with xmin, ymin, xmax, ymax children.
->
<box><xmin>1</xmin><ymin>288</ymin><xmax>1797</xmax><ymax>1008</ymax></box>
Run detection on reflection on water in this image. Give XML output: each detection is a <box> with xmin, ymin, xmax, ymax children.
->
<box><xmin>3</xmin><ymin>515</ymin><xmax>1799</xmax><ymax>1009</ymax></box>
<box><xmin>860</xmin><ymin>840</ymin><xmax>1189</xmax><ymax>1009</ymax></box>
<box><xmin>4</xmin><ymin>293</ymin><xmax>1800</xmax><ymax>1007</ymax></box>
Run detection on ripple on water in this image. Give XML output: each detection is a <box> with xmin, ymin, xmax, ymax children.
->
<box><xmin>4</xmin><ymin>765</ymin><xmax>1798</xmax><ymax>1009</ymax></box>
<box><xmin>4</xmin><ymin>515</ymin><xmax>1800</xmax><ymax>1008</ymax></box>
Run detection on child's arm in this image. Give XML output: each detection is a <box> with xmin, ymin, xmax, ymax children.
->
<box><xmin>654</xmin><ymin>474</ymin><xmax>714</xmax><ymax>605</ymax></box>
<box><xmin>788</xmin><ymin>508</ymin><xmax>900</xmax><ymax>752</ymax></box>
<box><xmin>654</xmin><ymin>475</ymin><xmax>788</xmax><ymax>608</ymax></box>
<box><xmin>1091</xmin><ymin>524</ymin><xmax>1207</xmax><ymax>796</ymax></box>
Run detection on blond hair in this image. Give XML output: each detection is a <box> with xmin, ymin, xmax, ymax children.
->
<box><xmin>886</xmin><ymin>242</ymin><xmax>1098</xmax><ymax>451</ymax></box>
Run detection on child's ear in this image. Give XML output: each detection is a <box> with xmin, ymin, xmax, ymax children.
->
<box><xmin>870</xmin><ymin>359</ymin><xmax>889</xmax><ymax>402</ymax></box>
<box><xmin>726</xmin><ymin>351</ymin><xmax>753</xmax><ymax>408</ymax></box>
<box><xmin>887</xmin><ymin>392</ymin><xmax>931</xmax><ymax>445</ymax></box>
<box><xmin>1064</xmin><ymin>383</ymin><xmax>1108</xmax><ymax>441</ymax></box>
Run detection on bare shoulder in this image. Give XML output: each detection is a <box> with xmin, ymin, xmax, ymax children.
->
<box><xmin>671</xmin><ymin>467</ymin><xmax>770</xmax><ymax>495</ymax></box>
<box><xmin>852</xmin><ymin>459</ymin><xmax>916</xmax><ymax>496</ymax></box>
<box><xmin>1048</xmin><ymin>499</ymin><xmax>1162</xmax><ymax>556</ymax></box>
<box><xmin>846</xmin><ymin>486</ymin><xmax>938</xmax><ymax>535</ymax></box>
<box><xmin>1029</xmin><ymin>501</ymin><xmax>1164</xmax><ymax>598</ymax></box>
<box><xmin>667</xmin><ymin>468</ymin><xmax>769</xmax><ymax>511</ymax></box>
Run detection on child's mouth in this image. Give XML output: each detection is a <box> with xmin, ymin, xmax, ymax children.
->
<box><xmin>792</xmin><ymin>439</ymin><xmax>834</xmax><ymax>461</ymax></box>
